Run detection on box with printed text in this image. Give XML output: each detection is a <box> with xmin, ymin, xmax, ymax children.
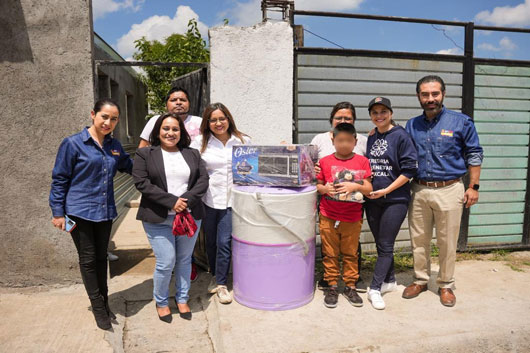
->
<box><xmin>232</xmin><ymin>145</ymin><xmax>318</xmax><ymax>187</ymax></box>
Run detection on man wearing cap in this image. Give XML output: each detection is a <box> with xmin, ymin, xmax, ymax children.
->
<box><xmin>404</xmin><ymin>75</ymin><xmax>483</xmax><ymax>307</ymax></box>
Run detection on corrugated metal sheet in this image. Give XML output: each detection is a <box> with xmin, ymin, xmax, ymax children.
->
<box><xmin>469</xmin><ymin>64</ymin><xmax>530</xmax><ymax>246</ymax></box>
<box><xmin>297</xmin><ymin>53</ymin><xmax>464</xmax><ymax>251</ymax></box>
<box><xmin>113</xmin><ymin>144</ymin><xmax>139</xmax><ymax>223</ymax></box>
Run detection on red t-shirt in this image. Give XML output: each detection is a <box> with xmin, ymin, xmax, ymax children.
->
<box><xmin>316</xmin><ymin>153</ymin><xmax>372</xmax><ymax>223</ymax></box>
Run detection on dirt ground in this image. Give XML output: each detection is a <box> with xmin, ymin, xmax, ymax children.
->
<box><xmin>2</xmin><ymin>251</ymin><xmax>530</xmax><ymax>353</ymax></box>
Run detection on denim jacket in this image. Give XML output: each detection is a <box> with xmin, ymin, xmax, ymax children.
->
<box><xmin>49</xmin><ymin>127</ymin><xmax>133</xmax><ymax>221</ymax></box>
<box><xmin>405</xmin><ymin>107</ymin><xmax>483</xmax><ymax>181</ymax></box>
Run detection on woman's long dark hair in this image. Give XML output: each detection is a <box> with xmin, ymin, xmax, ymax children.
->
<box><xmin>149</xmin><ymin>113</ymin><xmax>191</xmax><ymax>149</ymax></box>
<box><xmin>199</xmin><ymin>103</ymin><xmax>248</xmax><ymax>153</ymax></box>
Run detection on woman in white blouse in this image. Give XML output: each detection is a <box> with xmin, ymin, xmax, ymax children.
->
<box><xmin>310</xmin><ymin>101</ymin><xmax>368</xmax><ymax>159</ymax></box>
<box><xmin>310</xmin><ymin>102</ymin><xmax>368</xmax><ymax>292</ymax></box>
<box><xmin>191</xmin><ymin>103</ymin><xmax>251</xmax><ymax>304</ymax></box>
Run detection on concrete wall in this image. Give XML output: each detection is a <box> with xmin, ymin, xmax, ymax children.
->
<box><xmin>0</xmin><ymin>0</ymin><xmax>95</xmax><ymax>285</ymax></box>
<box><xmin>209</xmin><ymin>21</ymin><xmax>293</xmax><ymax>144</ymax></box>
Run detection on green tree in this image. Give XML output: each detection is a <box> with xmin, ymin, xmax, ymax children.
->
<box><xmin>133</xmin><ymin>19</ymin><xmax>209</xmax><ymax>114</ymax></box>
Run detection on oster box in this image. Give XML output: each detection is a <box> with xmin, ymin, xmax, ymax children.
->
<box><xmin>232</xmin><ymin>145</ymin><xmax>318</xmax><ymax>187</ymax></box>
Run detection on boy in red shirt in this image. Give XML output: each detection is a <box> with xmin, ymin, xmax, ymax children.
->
<box><xmin>316</xmin><ymin>123</ymin><xmax>372</xmax><ymax>308</ymax></box>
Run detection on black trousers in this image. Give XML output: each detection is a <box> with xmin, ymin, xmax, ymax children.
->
<box><xmin>69</xmin><ymin>216</ymin><xmax>112</xmax><ymax>301</ymax></box>
<box><xmin>365</xmin><ymin>201</ymin><xmax>409</xmax><ymax>291</ymax></box>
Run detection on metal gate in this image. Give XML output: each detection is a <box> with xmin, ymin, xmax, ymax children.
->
<box><xmin>291</xmin><ymin>9</ymin><xmax>530</xmax><ymax>251</ymax></box>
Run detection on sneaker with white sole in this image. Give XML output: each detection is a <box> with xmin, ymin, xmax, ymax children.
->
<box><xmin>216</xmin><ymin>285</ymin><xmax>232</xmax><ymax>304</ymax></box>
<box><xmin>368</xmin><ymin>289</ymin><xmax>385</xmax><ymax>310</ymax></box>
<box><xmin>207</xmin><ymin>277</ymin><xmax>218</xmax><ymax>294</ymax></box>
<box><xmin>381</xmin><ymin>281</ymin><xmax>398</xmax><ymax>294</ymax></box>
<box><xmin>107</xmin><ymin>252</ymin><xmax>119</xmax><ymax>262</ymax></box>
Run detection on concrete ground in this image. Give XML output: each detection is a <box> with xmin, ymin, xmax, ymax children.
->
<box><xmin>1</xmin><ymin>206</ymin><xmax>530</xmax><ymax>353</ymax></box>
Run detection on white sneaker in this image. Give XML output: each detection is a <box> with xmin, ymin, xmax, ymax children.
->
<box><xmin>107</xmin><ymin>252</ymin><xmax>119</xmax><ymax>261</ymax></box>
<box><xmin>368</xmin><ymin>289</ymin><xmax>386</xmax><ymax>310</ymax></box>
<box><xmin>381</xmin><ymin>281</ymin><xmax>398</xmax><ymax>294</ymax></box>
<box><xmin>207</xmin><ymin>277</ymin><xmax>218</xmax><ymax>294</ymax></box>
<box><xmin>216</xmin><ymin>285</ymin><xmax>232</xmax><ymax>304</ymax></box>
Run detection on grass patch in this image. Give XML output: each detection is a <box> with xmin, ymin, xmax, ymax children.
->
<box><xmin>506</xmin><ymin>263</ymin><xmax>524</xmax><ymax>272</ymax></box>
<box><xmin>430</xmin><ymin>244</ymin><xmax>439</xmax><ymax>257</ymax></box>
<box><xmin>360</xmin><ymin>249</ymin><xmax>413</xmax><ymax>273</ymax></box>
<box><xmin>360</xmin><ymin>253</ymin><xmax>377</xmax><ymax>272</ymax></box>
<box><xmin>491</xmin><ymin>249</ymin><xmax>509</xmax><ymax>261</ymax></box>
<box><xmin>394</xmin><ymin>248</ymin><xmax>414</xmax><ymax>272</ymax></box>
<box><xmin>456</xmin><ymin>250</ymin><xmax>482</xmax><ymax>261</ymax></box>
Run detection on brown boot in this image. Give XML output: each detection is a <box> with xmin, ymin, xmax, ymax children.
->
<box><xmin>402</xmin><ymin>283</ymin><xmax>428</xmax><ymax>299</ymax></box>
<box><xmin>438</xmin><ymin>288</ymin><xmax>456</xmax><ymax>307</ymax></box>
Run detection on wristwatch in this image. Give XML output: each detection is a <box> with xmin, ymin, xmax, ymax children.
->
<box><xmin>470</xmin><ymin>184</ymin><xmax>480</xmax><ymax>191</ymax></box>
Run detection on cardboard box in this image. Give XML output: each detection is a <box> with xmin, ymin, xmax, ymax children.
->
<box><xmin>232</xmin><ymin>145</ymin><xmax>318</xmax><ymax>187</ymax></box>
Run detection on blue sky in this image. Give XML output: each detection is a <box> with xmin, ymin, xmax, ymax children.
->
<box><xmin>93</xmin><ymin>0</ymin><xmax>530</xmax><ymax>61</ymax></box>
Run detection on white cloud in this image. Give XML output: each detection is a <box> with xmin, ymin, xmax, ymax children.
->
<box><xmin>477</xmin><ymin>36</ymin><xmax>518</xmax><ymax>52</ymax></box>
<box><xmin>477</xmin><ymin>43</ymin><xmax>498</xmax><ymax>51</ymax></box>
<box><xmin>475</xmin><ymin>0</ymin><xmax>530</xmax><ymax>26</ymax></box>
<box><xmin>436</xmin><ymin>47</ymin><xmax>463</xmax><ymax>55</ymax></box>
<box><xmin>225</xmin><ymin>0</ymin><xmax>364</xmax><ymax>26</ymax></box>
<box><xmin>500</xmin><ymin>37</ymin><xmax>517</xmax><ymax>50</ymax></box>
<box><xmin>116</xmin><ymin>6</ymin><xmax>208</xmax><ymax>58</ymax></box>
<box><xmin>92</xmin><ymin>0</ymin><xmax>145</xmax><ymax>20</ymax></box>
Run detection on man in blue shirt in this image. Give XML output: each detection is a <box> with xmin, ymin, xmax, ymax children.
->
<box><xmin>404</xmin><ymin>75</ymin><xmax>483</xmax><ymax>307</ymax></box>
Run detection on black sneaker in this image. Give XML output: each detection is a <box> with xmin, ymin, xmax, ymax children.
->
<box><xmin>317</xmin><ymin>278</ymin><xmax>330</xmax><ymax>290</ymax></box>
<box><xmin>343</xmin><ymin>286</ymin><xmax>363</xmax><ymax>307</ymax></box>
<box><xmin>324</xmin><ymin>286</ymin><xmax>339</xmax><ymax>308</ymax></box>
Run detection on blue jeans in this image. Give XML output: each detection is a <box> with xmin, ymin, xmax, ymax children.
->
<box><xmin>204</xmin><ymin>205</ymin><xmax>232</xmax><ymax>285</ymax></box>
<box><xmin>365</xmin><ymin>201</ymin><xmax>409</xmax><ymax>291</ymax></box>
<box><xmin>143</xmin><ymin>215</ymin><xmax>201</xmax><ymax>306</ymax></box>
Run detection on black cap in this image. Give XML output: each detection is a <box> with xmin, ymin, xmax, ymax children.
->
<box><xmin>368</xmin><ymin>97</ymin><xmax>393</xmax><ymax>112</ymax></box>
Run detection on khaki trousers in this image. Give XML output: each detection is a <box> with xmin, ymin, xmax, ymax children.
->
<box><xmin>320</xmin><ymin>215</ymin><xmax>362</xmax><ymax>287</ymax></box>
<box><xmin>408</xmin><ymin>180</ymin><xmax>465</xmax><ymax>288</ymax></box>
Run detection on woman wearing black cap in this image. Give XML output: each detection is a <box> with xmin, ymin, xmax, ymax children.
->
<box><xmin>365</xmin><ymin>97</ymin><xmax>418</xmax><ymax>310</ymax></box>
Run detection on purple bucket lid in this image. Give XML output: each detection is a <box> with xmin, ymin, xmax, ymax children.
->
<box><xmin>233</xmin><ymin>185</ymin><xmax>316</xmax><ymax>194</ymax></box>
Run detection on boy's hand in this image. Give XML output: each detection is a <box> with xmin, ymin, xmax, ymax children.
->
<box><xmin>334</xmin><ymin>182</ymin><xmax>359</xmax><ymax>194</ymax></box>
<box><xmin>319</xmin><ymin>182</ymin><xmax>336</xmax><ymax>196</ymax></box>
<box><xmin>314</xmin><ymin>162</ymin><xmax>321</xmax><ymax>175</ymax></box>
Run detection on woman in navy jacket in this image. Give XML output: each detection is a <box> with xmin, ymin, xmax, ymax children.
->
<box><xmin>365</xmin><ymin>97</ymin><xmax>418</xmax><ymax>310</ymax></box>
<box><xmin>49</xmin><ymin>98</ymin><xmax>132</xmax><ymax>330</ymax></box>
<box><xmin>133</xmin><ymin>112</ymin><xmax>208</xmax><ymax>322</ymax></box>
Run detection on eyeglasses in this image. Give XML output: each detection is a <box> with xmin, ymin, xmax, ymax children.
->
<box><xmin>208</xmin><ymin>117</ymin><xmax>228</xmax><ymax>124</ymax></box>
<box><xmin>333</xmin><ymin>116</ymin><xmax>354</xmax><ymax>122</ymax></box>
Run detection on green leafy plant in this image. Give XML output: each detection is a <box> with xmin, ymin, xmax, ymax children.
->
<box><xmin>133</xmin><ymin>19</ymin><xmax>210</xmax><ymax>115</ymax></box>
